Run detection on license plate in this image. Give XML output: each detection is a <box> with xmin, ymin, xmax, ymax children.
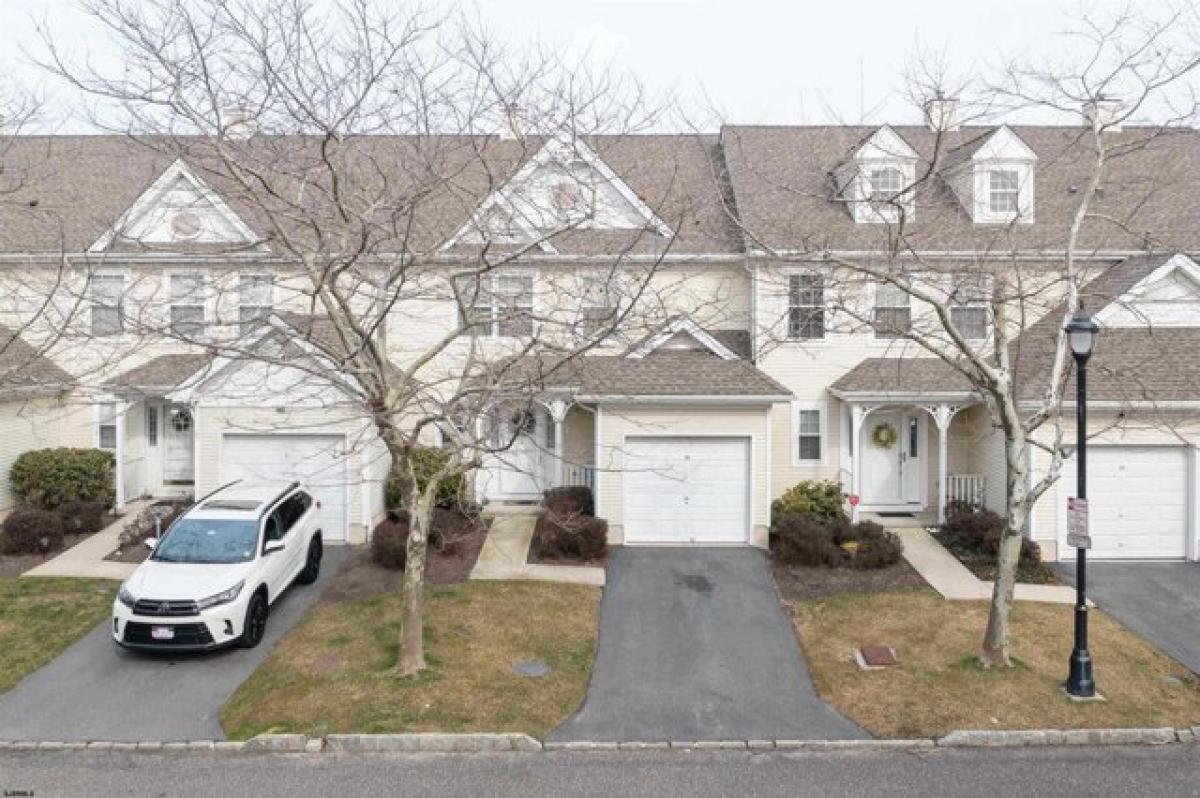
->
<box><xmin>150</xmin><ymin>626</ymin><xmax>175</xmax><ymax>641</ymax></box>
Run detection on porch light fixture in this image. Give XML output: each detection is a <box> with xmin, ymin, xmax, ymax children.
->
<box><xmin>1064</xmin><ymin>309</ymin><xmax>1099</xmax><ymax>699</ymax></box>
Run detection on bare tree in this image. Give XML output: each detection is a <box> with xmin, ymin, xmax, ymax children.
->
<box><xmin>37</xmin><ymin>0</ymin><xmax>726</xmax><ymax>674</ymax></box>
<box><xmin>719</xmin><ymin>5</ymin><xmax>1200</xmax><ymax>668</ymax></box>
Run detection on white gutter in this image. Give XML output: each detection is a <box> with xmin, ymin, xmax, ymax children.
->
<box><xmin>828</xmin><ymin>388</ymin><xmax>980</xmax><ymax>404</ymax></box>
<box><xmin>578</xmin><ymin>393</ymin><xmax>792</xmax><ymax>405</ymax></box>
<box><xmin>744</xmin><ymin>249</ymin><xmax>1175</xmax><ymax>262</ymax></box>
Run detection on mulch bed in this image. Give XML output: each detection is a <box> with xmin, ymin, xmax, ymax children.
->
<box><xmin>0</xmin><ymin>532</ymin><xmax>92</xmax><ymax>578</ymax></box>
<box><xmin>322</xmin><ymin>509</ymin><xmax>491</xmax><ymax>604</ymax></box>
<box><xmin>930</xmin><ymin>528</ymin><xmax>1060</xmax><ymax>585</ymax></box>
<box><xmin>771</xmin><ymin>558</ymin><xmax>929</xmax><ymax>603</ymax></box>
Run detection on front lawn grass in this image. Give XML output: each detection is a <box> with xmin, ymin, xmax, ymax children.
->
<box><xmin>0</xmin><ymin>577</ymin><xmax>117</xmax><ymax>693</ymax></box>
<box><xmin>221</xmin><ymin>581</ymin><xmax>601</xmax><ymax>740</ymax></box>
<box><xmin>792</xmin><ymin>589</ymin><xmax>1200</xmax><ymax>738</ymax></box>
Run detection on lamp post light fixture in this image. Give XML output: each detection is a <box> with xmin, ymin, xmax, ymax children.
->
<box><xmin>1065</xmin><ymin>310</ymin><xmax>1100</xmax><ymax>699</ymax></box>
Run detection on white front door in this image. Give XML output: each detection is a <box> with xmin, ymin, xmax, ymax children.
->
<box><xmin>861</xmin><ymin>410</ymin><xmax>923</xmax><ymax>508</ymax></box>
<box><xmin>623</xmin><ymin>436</ymin><xmax>750</xmax><ymax>544</ymax></box>
<box><xmin>221</xmin><ymin>433</ymin><xmax>349</xmax><ymax>543</ymax></box>
<box><xmin>481</xmin><ymin>408</ymin><xmax>548</xmax><ymax>501</ymax></box>
<box><xmin>163</xmin><ymin>405</ymin><xmax>195</xmax><ymax>483</ymax></box>
<box><xmin>1060</xmin><ymin>445</ymin><xmax>1189</xmax><ymax>560</ymax></box>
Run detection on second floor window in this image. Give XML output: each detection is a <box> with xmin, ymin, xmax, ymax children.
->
<box><xmin>579</xmin><ymin>274</ymin><xmax>617</xmax><ymax>339</ymax></box>
<box><xmin>988</xmin><ymin>169</ymin><xmax>1020</xmax><ymax>215</ymax></box>
<box><xmin>788</xmin><ymin>274</ymin><xmax>824</xmax><ymax>340</ymax></box>
<box><xmin>90</xmin><ymin>274</ymin><xmax>125</xmax><ymax>337</ymax></box>
<box><xmin>950</xmin><ymin>275</ymin><xmax>990</xmax><ymax>340</ymax></box>
<box><xmin>170</xmin><ymin>273</ymin><xmax>206</xmax><ymax>338</ymax></box>
<box><xmin>458</xmin><ymin>274</ymin><xmax>534</xmax><ymax>338</ymax></box>
<box><xmin>238</xmin><ymin>274</ymin><xmax>273</xmax><ymax>334</ymax></box>
<box><xmin>873</xmin><ymin>282</ymin><xmax>912</xmax><ymax>338</ymax></box>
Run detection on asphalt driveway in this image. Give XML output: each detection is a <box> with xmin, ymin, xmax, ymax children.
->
<box><xmin>1056</xmin><ymin>561</ymin><xmax>1200</xmax><ymax>674</ymax></box>
<box><xmin>0</xmin><ymin>546</ymin><xmax>348</xmax><ymax>742</ymax></box>
<box><xmin>550</xmin><ymin>547</ymin><xmax>865</xmax><ymax>742</ymax></box>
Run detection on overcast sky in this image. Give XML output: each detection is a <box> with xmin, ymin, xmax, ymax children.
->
<box><xmin>0</xmin><ymin>0</ymin><xmax>1176</xmax><ymax>132</ymax></box>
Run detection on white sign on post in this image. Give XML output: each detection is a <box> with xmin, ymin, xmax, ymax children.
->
<box><xmin>1066</xmin><ymin>497</ymin><xmax>1091</xmax><ymax>549</ymax></box>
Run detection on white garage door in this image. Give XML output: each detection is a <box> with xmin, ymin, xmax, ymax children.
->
<box><xmin>1063</xmin><ymin>445</ymin><xmax>1189</xmax><ymax>560</ymax></box>
<box><xmin>221</xmin><ymin>434</ymin><xmax>349</xmax><ymax>543</ymax></box>
<box><xmin>623</xmin><ymin>436</ymin><xmax>750</xmax><ymax>544</ymax></box>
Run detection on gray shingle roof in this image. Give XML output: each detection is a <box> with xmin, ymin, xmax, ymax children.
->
<box><xmin>0</xmin><ymin>325</ymin><xmax>72</xmax><ymax>398</ymax></box>
<box><xmin>105</xmin><ymin>353</ymin><xmax>215</xmax><ymax>394</ymax></box>
<box><xmin>721</xmin><ymin>125</ymin><xmax>1200</xmax><ymax>253</ymax></box>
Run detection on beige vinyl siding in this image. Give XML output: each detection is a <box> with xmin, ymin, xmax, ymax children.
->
<box><xmin>0</xmin><ymin>394</ymin><xmax>72</xmax><ymax>510</ymax></box>
<box><xmin>977</xmin><ymin>413</ymin><xmax>1008</xmax><ymax>513</ymax></box>
<box><xmin>596</xmin><ymin>403</ymin><xmax>773</xmax><ymax>547</ymax></box>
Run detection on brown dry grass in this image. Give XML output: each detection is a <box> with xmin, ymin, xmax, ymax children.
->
<box><xmin>0</xmin><ymin>577</ymin><xmax>117</xmax><ymax>693</ymax></box>
<box><xmin>221</xmin><ymin>581</ymin><xmax>601</xmax><ymax>740</ymax></box>
<box><xmin>793</xmin><ymin>589</ymin><xmax>1200</xmax><ymax>738</ymax></box>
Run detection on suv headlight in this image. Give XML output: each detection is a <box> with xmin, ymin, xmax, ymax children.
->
<box><xmin>196</xmin><ymin>581</ymin><xmax>244</xmax><ymax>611</ymax></box>
<box><xmin>117</xmin><ymin>585</ymin><xmax>137</xmax><ymax>609</ymax></box>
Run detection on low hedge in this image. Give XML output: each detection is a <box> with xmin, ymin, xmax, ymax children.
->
<box><xmin>384</xmin><ymin>447</ymin><xmax>466</xmax><ymax>510</ymax></box>
<box><xmin>771</xmin><ymin>480</ymin><xmax>847</xmax><ymax>526</ymax></box>
<box><xmin>371</xmin><ymin>508</ymin><xmax>479</xmax><ymax>570</ymax></box>
<box><xmin>1</xmin><ymin>508</ymin><xmax>65</xmax><ymax>555</ymax></box>
<box><xmin>531</xmin><ymin>512</ymin><xmax>608</xmax><ymax>562</ymax></box>
<box><xmin>10</xmin><ymin>448</ymin><xmax>115</xmax><ymax>511</ymax></box>
<box><xmin>771</xmin><ymin>514</ymin><xmax>903</xmax><ymax>570</ymax></box>
<box><xmin>57</xmin><ymin>500</ymin><xmax>109</xmax><ymax>537</ymax></box>
<box><xmin>542</xmin><ymin>486</ymin><xmax>594</xmax><ymax>519</ymax></box>
<box><xmin>935</xmin><ymin>500</ymin><xmax>1045</xmax><ymax>574</ymax></box>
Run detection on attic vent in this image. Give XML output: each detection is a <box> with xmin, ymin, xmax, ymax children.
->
<box><xmin>658</xmin><ymin>332</ymin><xmax>710</xmax><ymax>353</ymax></box>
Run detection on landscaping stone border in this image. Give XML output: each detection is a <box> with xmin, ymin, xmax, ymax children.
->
<box><xmin>0</xmin><ymin>727</ymin><xmax>1193</xmax><ymax>754</ymax></box>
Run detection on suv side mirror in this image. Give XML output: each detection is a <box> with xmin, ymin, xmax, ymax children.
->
<box><xmin>263</xmin><ymin>540</ymin><xmax>285</xmax><ymax>555</ymax></box>
<box><xmin>144</xmin><ymin>538</ymin><xmax>157</xmax><ymax>550</ymax></box>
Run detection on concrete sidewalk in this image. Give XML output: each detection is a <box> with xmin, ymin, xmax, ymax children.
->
<box><xmin>470</xmin><ymin>512</ymin><xmax>605</xmax><ymax>587</ymax></box>
<box><xmin>23</xmin><ymin>500</ymin><xmax>152</xmax><ymax>580</ymax></box>
<box><xmin>895</xmin><ymin>527</ymin><xmax>1080</xmax><ymax>605</ymax></box>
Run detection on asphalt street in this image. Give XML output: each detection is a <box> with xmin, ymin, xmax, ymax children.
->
<box><xmin>3</xmin><ymin>746</ymin><xmax>1199</xmax><ymax>797</ymax></box>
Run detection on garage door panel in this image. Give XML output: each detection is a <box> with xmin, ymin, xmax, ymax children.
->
<box><xmin>1063</xmin><ymin>446</ymin><xmax>1187</xmax><ymax>560</ymax></box>
<box><xmin>222</xmin><ymin>434</ymin><xmax>348</xmax><ymax>542</ymax></box>
<box><xmin>623</xmin><ymin>437</ymin><xmax>749</xmax><ymax>545</ymax></box>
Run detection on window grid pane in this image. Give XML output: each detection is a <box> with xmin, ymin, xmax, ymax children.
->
<box><xmin>951</xmin><ymin>306</ymin><xmax>988</xmax><ymax>340</ymax></box>
<box><xmin>797</xmin><ymin>409</ymin><xmax>822</xmax><ymax>462</ymax></box>
<box><xmin>989</xmin><ymin>169</ymin><xmax>1020</xmax><ymax>214</ymax></box>
<box><xmin>90</xmin><ymin>275</ymin><xmax>125</xmax><ymax>337</ymax></box>
<box><xmin>788</xmin><ymin>275</ymin><xmax>825</xmax><ymax>339</ymax></box>
<box><xmin>869</xmin><ymin>167</ymin><xmax>904</xmax><ymax>202</ymax></box>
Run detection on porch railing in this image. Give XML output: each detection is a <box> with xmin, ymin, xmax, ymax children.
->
<box><xmin>946</xmin><ymin>474</ymin><xmax>986</xmax><ymax>509</ymax></box>
<box><xmin>561</xmin><ymin>463</ymin><xmax>595</xmax><ymax>490</ymax></box>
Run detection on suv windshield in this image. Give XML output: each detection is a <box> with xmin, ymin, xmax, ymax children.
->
<box><xmin>152</xmin><ymin>518</ymin><xmax>259</xmax><ymax>564</ymax></box>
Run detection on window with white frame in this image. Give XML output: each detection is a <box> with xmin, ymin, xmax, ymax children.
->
<box><xmin>869</xmin><ymin>166</ymin><xmax>905</xmax><ymax>204</ymax></box>
<box><xmin>169</xmin><ymin>273</ymin><xmax>206</xmax><ymax>338</ymax></box>
<box><xmin>949</xmin><ymin>275</ymin><xmax>990</xmax><ymax>340</ymax></box>
<box><xmin>90</xmin><ymin>274</ymin><xmax>125</xmax><ymax>337</ymax></box>
<box><xmin>788</xmin><ymin>274</ymin><xmax>825</xmax><ymax>339</ymax></box>
<box><xmin>795</xmin><ymin>404</ymin><xmax>825</xmax><ymax>463</ymax></box>
<box><xmin>579</xmin><ymin>273</ymin><xmax>619</xmax><ymax>339</ymax></box>
<box><xmin>873</xmin><ymin>281</ymin><xmax>912</xmax><ymax>338</ymax></box>
<box><xmin>456</xmin><ymin>274</ymin><xmax>534</xmax><ymax>338</ymax></box>
<box><xmin>988</xmin><ymin>169</ymin><xmax>1020</xmax><ymax>215</ymax></box>
<box><xmin>98</xmin><ymin>403</ymin><xmax>117</xmax><ymax>450</ymax></box>
<box><xmin>238</xmin><ymin>273</ymin><xmax>273</xmax><ymax>334</ymax></box>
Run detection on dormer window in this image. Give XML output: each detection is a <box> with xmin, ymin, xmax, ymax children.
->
<box><xmin>941</xmin><ymin>126</ymin><xmax>1037</xmax><ymax>224</ymax></box>
<box><xmin>869</xmin><ymin>167</ymin><xmax>905</xmax><ymax>204</ymax></box>
<box><xmin>988</xmin><ymin>169</ymin><xmax>1020</xmax><ymax>214</ymax></box>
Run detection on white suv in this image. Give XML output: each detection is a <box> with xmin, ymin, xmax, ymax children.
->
<box><xmin>112</xmin><ymin>481</ymin><xmax>324</xmax><ymax>652</ymax></box>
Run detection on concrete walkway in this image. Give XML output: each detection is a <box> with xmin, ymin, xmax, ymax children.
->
<box><xmin>470</xmin><ymin>512</ymin><xmax>605</xmax><ymax>587</ymax></box>
<box><xmin>23</xmin><ymin>499</ymin><xmax>153</xmax><ymax>580</ymax></box>
<box><xmin>895</xmin><ymin>527</ymin><xmax>1080</xmax><ymax>605</ymax></box>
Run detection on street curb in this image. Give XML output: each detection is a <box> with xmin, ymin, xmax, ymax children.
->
<box><xmin>0</xmin><ymin>727</ymin><xmax>1193</xmax><ymax>754</ymax></box>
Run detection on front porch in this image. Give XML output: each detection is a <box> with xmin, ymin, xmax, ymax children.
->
<box><xmin>476</xmin><ymin>398</ymin><xmax>596</xmax><ymax>505</ymax></box>
<box><xmin>835</xmin><ymin>395</ymin><xmax>993</xmax><ymax>525</ymax></box>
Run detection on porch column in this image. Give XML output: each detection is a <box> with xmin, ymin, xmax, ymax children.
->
<box><xmin>929</xmin><ymin>404</ymin><xmax>957</xmax><ymax>524</ymax></box>
<box><xmin>546</xmin><ymin>399</ymin><xmax>569</xmax><ymax>488</ymax></box>
<box><xmin>114</xmin><ymin>401</ymin><xmax>127</xmax><ymax>512</ymax></box>
<box><xmin>849</xmin><ymin>404</ymin><xmax>873</xmax><ymax>522</ymax></box>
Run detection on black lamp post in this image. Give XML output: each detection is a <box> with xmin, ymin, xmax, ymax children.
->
<box><xmin>1065</xmin><ymin>310</ymin><xmax>1100</xmax><ymax>698</ymax></box>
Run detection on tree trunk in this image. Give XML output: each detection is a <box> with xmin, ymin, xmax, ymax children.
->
<box><xmin>397</xmin><ymin>489</ymin><xmax>434</xmax><ymax>676</ymax></box>
<box><xmin>979</xmin><ymin>430</ymin><xmax>1031</xmax><ymax>668</ymax></box>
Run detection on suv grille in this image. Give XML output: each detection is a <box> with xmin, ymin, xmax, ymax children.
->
<box><xmin>124</xmin><ymin>622</ymin><xmax>214</xmax><ymax>647</ymax></box>
<box><xmin>132</xmin><ymin>599</ymin><xmax>199</xmax><ymax>617</ymax></box>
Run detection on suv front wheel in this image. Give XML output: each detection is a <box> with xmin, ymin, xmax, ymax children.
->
<box><xmin>239</xmin><ymin>592</ymin><xmax>269</xmax><ymax>648</ymax></box>
<box><xmin>297</xmin><ymin>535</ymin><xmax>322</xmax><ymax>585</ymax></box>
